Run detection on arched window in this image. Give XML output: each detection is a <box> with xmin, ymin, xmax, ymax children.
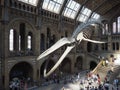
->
<box><xmin>27</xmin><ymin>35</ymin><xmax>32</xmax><ymax>50</ymax></box>
<box><xmin>105</xmin><ymin>43</ymin><xmax>108</xmax><ymax>50</ymax></box>
<box><xmin>116</xmin><ymin>42</ymin><xmax>119</xmax><ymax>50</ymax></box>
<box><xmin>75</xmin><ymin>56</ymin><xmax>83</xmax><ymax>70</ymax></box>
<box><xmin>112</xmin><ymin>42</ymin><xmax>115</xmax><ymax>50</ymax></box>
<box><xmin>113</xmin><ymin>22</ymin><xmax>117</xmax><ymax>34</ymax></box>
<box><xmin>117</xmin><ymin>16</ymin><xmax>120</xmax><ymax>33</ymax></box>
<box><xmin>40</xmin><ymin>33</ymin><xmax>45</xmax><ymax>51</ymax></box>
<box><xmin>102</xmin><ymin>23</ymin><xmax>108</xmax><ymax>35</ymax></box>
<box><xmin>101</xmin><ymin>43</ymin><xmax>104</xmax><ymax>50</ymax></box>
<box><xmin>27</xmin><ymin>32</ymin><xmax>32</xmax><ymax>50</ymax></box>
<box><xmin>87</xmin><ymin>42</ymin><xmax>92</xmax><ymax>52</ymax></box>
<box><xmin>9</xmin><ymin>29</ymin><xmax>14</xmax><ymax>51</ymax></box>
<box><xmin>47</xmin><ymin>27</ymin><xmax>51</xmax><ymax>48</ymax></box>
<box><xmin>102</xmin><ymin>24</ymin><xmax>105</xmax><ymax>35</ymax></box>
<box><xmin>101</xmin><ymin>43</ymin><xmax>108</xmax><ymax>51</ymax></box>
<box><xmin>19</xmin><ymin>35</ymin><xmax>21</xmax><ymax>51</ymax></box>
<box><xmin>19</xmin><ymin>23</ymin><xmax>25</xmax><ymax>51</ymax></box>
<box><xmin>105</xmin><ymin>24</ymin><xmax>108</xmax><ymax>35</ymax></box>
<box><xmin>65</xmin><ymin>31</ymin><xmax>68</xmax><ymax>37</ymax></box>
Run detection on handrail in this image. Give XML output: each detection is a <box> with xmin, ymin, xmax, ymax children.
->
<box><xmin>91</xmin><ymin>60</ymin><xmax>103</xmax><ymax>73</ymax></box>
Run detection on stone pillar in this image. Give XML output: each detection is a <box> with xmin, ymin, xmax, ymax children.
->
<box><xmin>33</xmin><ymin>62</ymin><xmax>37</xmax><ymax>84</ymax></box>
<box><xmin>0</xmin><ymin>21</ymin><xmax>9</xmax><ymax>90</ymax></box>
<box><xmin>70</xmin><ymin>54</ymin><xmax>76</xmax><ymax>73</ymax></box>
<box><xmin>15</xmin><ymin>30</ymin><xmax>20</xmax><ymax>53</ymax></box>
<box><xmin>107</xmin><ymin>35</ymin><xmax>112</xmax><ymax>51</ymax></box>
<box><xmin>0</xmin><ymin>60</ymin><xmax>2</xmax><ymax>90</ymax></box>
<box><xmin>83</xmin><ymin>54</ymin><xmax>89</xmax><ymax>70</ymax></box>
<box><xmin>34</xmin><ymin>28</ymin><xmax>40</xmax><ymax>56</ymax></box>
<box><xmin>0</xmin><ymin>21</ymin><xmax>3</xmax><ymax>90</ymax></box>
<box><xmin>4</xmin><ymin>62</ymin><xmax>9</xmax><ymax>90</ymax></box>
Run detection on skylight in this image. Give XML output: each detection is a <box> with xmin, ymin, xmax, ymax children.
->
<box><xmin>18</xmin><ymin>0</ymin><xmax>38</xmax><ymax>6</ymax></box>
<box><xmin>42</xmin><ymin>0</ymin><xmax>64</xmax><ymax>14</ymax></box>
<box><xmin>77</xmin><ymin>7</ymin><xmax>92</xmax><ymax>22</ymax></box>
<box><xmin>91</xmin><ymin>13</ymin><xmax>100</xmax><ymax>20</ymax></box>
<box><xmin>63</xmin><ymin>0</ymin><xmax>80</xmax><ymax>19</ymax></box>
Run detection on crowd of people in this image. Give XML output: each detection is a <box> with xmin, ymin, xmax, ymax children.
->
<box><xmin>9</xmin><ymin>57</ymin><xmax>120</xmax><ymax>90</ymax></box>
<box><xmin>9</xmin><ymin>77</ymin><xmax>33</xmax><ymax>90</ymax></box>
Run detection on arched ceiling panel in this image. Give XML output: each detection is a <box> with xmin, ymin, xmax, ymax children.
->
<box><xmin>94</xmin><ymin>0</ymin><xmax>120</xmax><ymax>15</ymax></box>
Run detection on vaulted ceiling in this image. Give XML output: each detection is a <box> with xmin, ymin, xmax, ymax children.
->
<box><xmin>18</xmin><ymin>0</ymin><xmax>120</xmax><ymax>21</ymax></box>
<box><xmin>76</xmin><ymin>0</ymin><xmax>120</xmax><ymax>16</ymax></box>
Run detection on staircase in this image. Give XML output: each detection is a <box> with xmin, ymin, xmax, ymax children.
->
<box><xmin>92</xmin><ymin>61</ymin><xmax>111</xmax><ymax>81</ymax></box>
<box><xmin>87</xmin><ymin>52</ymin><xmax>120</xmax><ymax>83</ymax></box>
<box><xmin>108</xmin><ymin>65</ymin><xmax>120</xmax><ymax>83</ymax></box>
<box><xmin>92</xmin><ymin>61</ymin><xmax>120</xmax><ymax>83</ymax></box>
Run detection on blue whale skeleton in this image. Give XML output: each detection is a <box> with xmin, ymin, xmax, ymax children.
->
<box><xmin>37</xmin><ymin>20</ymin><xmax>105</xmax><ymax>77</ymax></box>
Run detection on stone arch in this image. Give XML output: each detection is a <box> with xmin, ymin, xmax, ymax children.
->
<box><xmin>89</xmin><ymin>61</ymin><xmax>97</xmax><ymax>70</ymax></box>
<box><xmin>7</xmin><ymin>18</ymin><xmax>36</xmax><ymax>32</ymax></box>
<box><xmin>75</xmin><ymin>56</ymin><xmax>83</xmax><ymax>70</ymax></box>
<box><xmin>7</xmin><ymin>18</ymin><xmax>36</xmax><ymax>55</ymax></box>
<box><xmin>60</xmin><ymin>57</ymin><xmax>71</xmax><ymax>74</ymax></box>
<box><xmin>9</xmin><ymin>61</ymin><xmax>33</xmax><ymax>81</ymax></box>
<box><xmin>7</xmin><ymin>18</ymin><xmax>36</xmax><ymax>42</ymax></box>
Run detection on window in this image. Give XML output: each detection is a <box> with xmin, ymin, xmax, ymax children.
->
<box><xmin>91</xmin><ymin>12</ymin><xmax>100</xmax><ymax>20</ymax></box>
<box><xmin>116</xmin><ymin>42</ymin><xmax>119</xmax><ymax>50</ymax></box>
<box><xmin>9</xmin><ymin>29</ymin><xmax>14</xmax><ymax>51</ymax></box>
<box><xmin>63</xmin><ymin>0</ymin><xmax>80</xmax><ymax>19</ymax></box>
<box><xmin>102</xmin><ymin>24</ymin><xmax>105</xmax><ymax>35</ymax></box>
<box><xmin>102</xmin><ymin>23</ymin><xmax>108</xmax><ymax>35</ymax></box>
<box><xmin>18</xmin><ymin>0</ymin><xmax>38</xmax><ymax>6</ymax></box>
<box><xmin>112</xmin><ymin>42</ymin><xmax>119</xmax><ymax>51</ymax></box>
<box><xmin>42</xmin><ymin>0</ymin><xmax>64</xmax><ymax>14</ymax></box>
<box><xmin>113</xmin><ymin>22</ymin><xmax>117</xmax><ymax>34</ymax></box>
<box><xmin>105</xmin><ymin>24</ymin><xmax>108</xmax><ymax>35</ymax></box>
<box><xmin>19</xmin><ymin>35</ymin><xmax>21</xmax><ymax>51</ymax></box>
<box><xmin>105</xmin><ymin>43</ymin><xmax>108</xmax><ymax>50</ymax></box>
<box><xmin>78</xmin><ymin>7</ymin><xmax>91</xmax><ymax>22</ymax></box>
<box><xmin>112</xmin><ymin>43</ymin><xmax>115</xmax><ymax>50</ymax></box>
<box><xmin>40</xmin><ymin>34</ymin><xmax>45</xmax><ymax>51</ymax></box>
<box><xmin>27</xmin><ymin>35</ymin><xmax>32</xmax><ymax>50</ymax></box>
<box><xmin>101</xmin><ymin>43</ymin><xmax>108</xmax><ymax>51</ymax></box>
<box><xmin>101</xmin><ymin>44</ymin><xmax>104</xmax><ymax>50</ymax></box>
<box><xmin>117</xmin><ymin>16</ymin><xmax>120</xmax><ymax>33</ymax></box>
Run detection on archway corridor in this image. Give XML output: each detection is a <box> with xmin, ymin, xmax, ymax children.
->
<box><xmin>9</xmin><ymin>62</ymin><xmax>33</xmax><ymax>82</ymax></box>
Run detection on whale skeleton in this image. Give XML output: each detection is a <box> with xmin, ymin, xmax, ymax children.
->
<box><xmin>37</xmin><ymin>20</ymin><xmax>105</xmax><ymax>77</ymax></box>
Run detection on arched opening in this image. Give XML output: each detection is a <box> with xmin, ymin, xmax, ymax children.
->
<box><xmin>60</xmin><ymin>58</ymin><xmax>71</xmax><ymax>74</ymax></box>
<box><xmin>19</xmin><ymin>23</ymin><xmax>25</xmax><ymax>51</ymax></box>
<box><xmin>40</xmin><ymin>60</ymin><xmax>55</xmax><ymax>78</ymax></box>
<box><xmin>9</xmin><ymin>29</ymin><xmax>17</xmax><ymax>51</ymax></box>
<box><xmin>50</xmin><ymin>34</ymin><xmax>56</xmax><ymax>47</ymax></box>
<box><xmin>40</xmin><ymin>33</ymin><xmax>45</xmax><ymax>51</ymax></box>
<box><xmin>9</xmin><ymin>29</ymin><xmax>14</xmax><ymax>51</ymax></box>
<box><xmin>27</xmin><ymin>32</ymin><xmax>32</xmax><ymax>50</ymax></box>
<box><xmin>75</xmin><ymin>56</ymin><xmax>83</xmax><ymax>70</ymax></box>
<box><xmin>90</xmin><ymin>61</ymin><xmax>97</xmax><ymax>70</ymax></box>
<box><xmin>26</xmin><ymin>32</ymin><xmax>33</xmax><ymax>55</ymax></box>
<box><xmin>46</xmin><ymin>27</ymin><xmax>51</xmax><ymax>48</ymax></box>
<box><xmin>9</xmin><ymin>62</ymin><xmax>33</xmax><ymax>81</ymax></box>
<box><xmin>87</xmin><ymin>42</ymin><xmax>92</xmax><ymax>52</ymax></box>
